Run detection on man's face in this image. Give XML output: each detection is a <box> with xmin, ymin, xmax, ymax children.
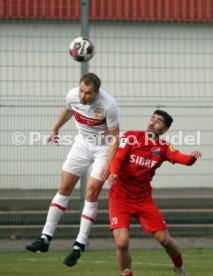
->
<box><xmin>147</xmin><ymin>113</ymin><xmax>168</xmax><ymax>137</ymax></box>
<box><xmin>79</xmin><ymin>81</ymin><xmax>98</xmax><ymax>105</ymax></box>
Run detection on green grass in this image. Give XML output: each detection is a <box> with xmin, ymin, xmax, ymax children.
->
<box><xmin>0</xmin><ymin>249</ymin><xmax>213</xmax><ymax>276</ymax></box>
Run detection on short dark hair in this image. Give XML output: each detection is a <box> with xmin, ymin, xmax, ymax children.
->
<box><xmin>80</xmin><ymin>72</ymin><xmax>101</xmax><ymax>91</ymax></box>
<box><xmin>153</xmin><ymin>110</ymin><xmax>173</xmax><ymax>128</ymax></box>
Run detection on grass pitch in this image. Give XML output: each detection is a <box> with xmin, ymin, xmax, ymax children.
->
<box><xmin>0</xmin><ymin>249</ymin><xmax>213</xmax><ymax>276</ymax></box>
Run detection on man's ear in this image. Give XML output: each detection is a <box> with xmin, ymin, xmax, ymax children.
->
<box><xmin>161</xmin><ymin>127</ymin><xmax>169</xmax><ymax>135</ymax></box>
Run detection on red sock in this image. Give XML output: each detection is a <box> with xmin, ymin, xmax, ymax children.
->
<box><xmin>171</xmin><ymin>253</ymin><xmax>183</xmax><ymax>268</ymax></box>
<box><xmin>120</xmin><ymin>272</ymin><xmax>132</xmax><ymax>276</ymax></box>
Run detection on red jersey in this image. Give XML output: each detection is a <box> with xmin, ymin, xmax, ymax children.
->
<box><xmin>110</xmin><ymin>131</ymin><xmax>196</xmax><ymax>200</ymax></box>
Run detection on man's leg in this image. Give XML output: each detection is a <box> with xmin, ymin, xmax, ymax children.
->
<box><xmin>113</xmin><ymin>228</ymin><xmax>132</xmax><ymax>276</ymax></box>
<box><xmin>25</xmin><ymin>171</ymin><xmax>79</xmax><ymax>252</ymax></box>
<box><xmin>63</xmin><ymin>176</ymin><xmax>103</xmax><ymax>266</ymax></box>
<box><xmin>153</xmin><ymin>230</ymin><xmax>187</xmax><ymax>275</ymax></box>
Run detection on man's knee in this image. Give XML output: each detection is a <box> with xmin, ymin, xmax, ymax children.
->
<box><xmin>115</xmin><ymin>237</ymin><xmax>129</xmax><ymax>251</ymax></box>
<box><xmin>86</xmin><ymin>179</ymin><xmax>103</xmax><ymax>201</ymax></box>
<box><xmin>58</xmin><ymin>185</ymin><xmax>71</xmax><ymax>196</ymax></box>
<box><xmin>113</xmin><ymin>229</ymin><xmax>129</xmax><ymax>252</ymax></box>
<box><xmin>154</xmin><ymin>231</ymin><xmax>172</xmax><ymax>247</ymax></box>
<box><xmin>86</xmin><ymin>187</ymin><xmax>99</xmax><ymax>201</ymax></box>
<box><xmin>58</xmin><ymin>172</ymin><xmax>78</xmax><ymax>196</ymax></box>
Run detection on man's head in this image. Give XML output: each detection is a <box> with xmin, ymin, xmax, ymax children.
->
<box><xmin>79</xmin><ymin>73</ymin><xmax>101</xmax><ymax>104</ymax></box>
<box><xmin>147</xmin><ymin>110</ymin><xmax>173</xmax><ymax>137</ymax></box>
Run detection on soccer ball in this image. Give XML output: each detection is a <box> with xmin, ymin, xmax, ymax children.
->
<box><xmin>69</xmin><ymin>36</ymin><xmax>95</xmax><ymax>62</ymax></box>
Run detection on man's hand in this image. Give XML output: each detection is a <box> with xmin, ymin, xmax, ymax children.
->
<box><xmin>191</xmin><ymin>151</ymin><xmax>202</xmax><ymax>158</ymax></box>
<box><xmin>47</xmin><ymin>129</ymin><xmax>60</xmax><ymax>144</ymax></box>
<box><xmin>47</xmin><ymin>108</ymin><xmax>73</xmax><ymax>145</ymax></box>
<box><xmin>108</xmin><ymin>174</ymin><xmax>118</xmax><ymax>186</ymax></box>
<box><xmin>100</xmin><ymin>127</ymin><xmax>120</xmax><ymax>182</ymax></box>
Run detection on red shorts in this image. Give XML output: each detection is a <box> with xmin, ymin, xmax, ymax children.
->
<box><xmin>109</xmin><ymin>196</ymin><xmax>167</xmax><ymax>233</ymax></box>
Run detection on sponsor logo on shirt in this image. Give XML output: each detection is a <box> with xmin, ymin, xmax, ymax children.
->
<box><xmin>93</xmin><ymin>109</ymin><xmax>102</xmax><ymax>119</ymax></box>
<box><xmin>119</xmin><ymin>137</ymin><xmax>128</xmax><ymax>148</ymax></box>
<box><xmin>152</xmin><ymin>147</ymin><xmax>161</xmax><ymax>155</ymax></box>
<box><xmin>73</xmin><ymin>111</ymin><xmax>106</xmax><ymax>126</ymax></box>
<box><xmin>129</xmin><ymin>154</ymin><xmax>157</xmax><ymax>168</ymax></box>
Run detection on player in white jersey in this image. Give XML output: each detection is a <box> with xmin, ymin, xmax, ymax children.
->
<box><xmin>65</xmin><ymin>86</ymin><xmax>119</xmax><ymax>144</ymax></box>
<box><xmin>26</xmin><ymin>73</ymin><xmax>120</xmax><ymax>267</ymax></box>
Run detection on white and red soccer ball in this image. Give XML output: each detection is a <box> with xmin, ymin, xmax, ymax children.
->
<box><xmin>69</xmin><ymin>36</ymin><xmax>95</xmax><ymax>62</ymax></box>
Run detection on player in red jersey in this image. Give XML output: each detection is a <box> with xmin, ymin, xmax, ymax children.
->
<box><xmin>108</xmin><ymin>110</ymin><xmax>201</xmax><ymax>276</ymax></box>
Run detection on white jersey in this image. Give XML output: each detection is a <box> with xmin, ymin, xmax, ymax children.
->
<box><xmin>65</xmin><ymin>87</ymin><xmax>119</xmax><ymax>143</ymax></box>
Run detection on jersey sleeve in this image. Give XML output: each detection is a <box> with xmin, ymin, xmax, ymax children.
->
<box><xmin>165</xmin><ymin>144</ymin><xmax>196</xmax><ymax>165</ymax></box>
<box><xmin>110</xmin><ymin>131</ymin><xmax>132</xmax><ymax>174</ymax></box>
<box><xmin>65</xmin><ymin>89</ymin><xmax>76</xmax><ymax>110</ymax></box>
<box><xmin>105</xmin><ymin>101</ymin><xmax>119</xmax><ymax>130</ymax></box>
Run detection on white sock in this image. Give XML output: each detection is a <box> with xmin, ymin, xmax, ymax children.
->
<box><xmin>41</xmin><ymin>234</ymin><xmax>50</xmax><ymax>244</ymax></box>
<box><xmin>121</xmin><ymin>268</ymin><xmax>132</xmax><ymax>275</ymax></box>
<box><xmin>76</xmin><ymin>200</ymin><xmax>98</xmax><ymax>245</ymax></box>
<box><xmin>42</xmin><ymin>192</ymin><xmax>69</xmax><ymax>237</ymax></box>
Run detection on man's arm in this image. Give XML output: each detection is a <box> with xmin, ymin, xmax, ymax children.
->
<box><xmin>108</xmin><ymin>149</ymin><xmax>127</xmax><ymax>186</ymax></box>
<box><xmin>108</xmin><ymin>132</ymin><xmax>131</xmax><ymax>186</ymax></box>
<box><xmin>47</xmin><ymin>107</ymin><xmax>73</xmax><ymax>143</ymax></box>
<box><xmin>100</xmin><ymin>127</ymin><xmax>120</xmax><ymax>182</ymax></box>
<box><xmin>167</xmin><ymin>150</ymin><xmax>202</xmax><ymax>165</ymax></box>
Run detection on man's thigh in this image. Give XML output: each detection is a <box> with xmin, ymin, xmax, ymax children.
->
<box><xmin>90</xmin><ymin>144</ymin><xmax>109</xmax><ymax>180</ymax></box>
<box><xmin>58</xmin><ymin>171</ymin><xmax>80</xmax><ymax>196</ymax></box>
<box><xmin>136</xmin><ymin>198</ymin><xmax>167</xmax><ymax>233</ymax></box>
<box><xmin>109</xmin><ymin>197</ymin><xmax>132</xmax><ymax>230</ymax></box>
<box><xmin>63</xmin><ymin>138</ymin><xmax>92</xmax><ymax>176</ymax></box>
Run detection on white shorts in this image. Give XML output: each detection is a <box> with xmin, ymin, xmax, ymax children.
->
<box><xmin>62</xmin><ymin>134</ymin><xmax>109</xmax><ymax>181</ymax></box>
